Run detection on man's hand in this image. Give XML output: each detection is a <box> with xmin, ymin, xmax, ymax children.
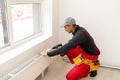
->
<box><xmin>40</xmin><ymin>51</ymin><xmax>48</xmax><ymax>56</ymax></box>
<box><xmin>60</xmin><ymin>53</ymin><xmax>66</xmax><ymax>57</ymax></box>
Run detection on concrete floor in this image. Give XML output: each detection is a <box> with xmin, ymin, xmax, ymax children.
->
<box><xmin>37</xmin><ymin>56</ymin><xmax>120</xmax><ymax>80</ymax></box>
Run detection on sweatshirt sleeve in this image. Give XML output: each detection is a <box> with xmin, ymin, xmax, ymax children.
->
<box><xmin>47</xmin><ymin>31</ymin><xmax>86</xmax><ymax>57</ymax></box>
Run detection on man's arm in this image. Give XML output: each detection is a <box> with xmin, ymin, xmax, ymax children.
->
<box><xmin>47</xmin><ymin>31</ymin><xmax>86</xmax><ymax>57</ymax></box>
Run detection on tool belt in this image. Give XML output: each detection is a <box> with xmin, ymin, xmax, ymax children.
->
<box><xmin>73</xmin><ymin>55</ymin><xmax>100</xmax><ymax>72</ymax></box>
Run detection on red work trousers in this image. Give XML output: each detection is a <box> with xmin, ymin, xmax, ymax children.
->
<box><xmin>65</xmin><ymin>46</ymin><xmax>90</xmax><ymax>80</ymax></box>
<box><xmin>66</xmin><ymin>63</ymin><xmax>90</xmax><ymax>80</ymax></box>
<box><xmin>65</xmin><ymin>45</ymin><xmax>99</xmax><ymax>80</ymax></box>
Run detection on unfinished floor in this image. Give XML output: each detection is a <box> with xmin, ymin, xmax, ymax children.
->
<box><xmin>36</xmin><ymin>56</ymin><xmax>120</xmax><ymax>80</ymax></box>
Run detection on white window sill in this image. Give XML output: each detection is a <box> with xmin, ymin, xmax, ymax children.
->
<box><xmin>0</xmin><ymin>34</ymin><xmax>51</xmax><ymax>65</ymax></box>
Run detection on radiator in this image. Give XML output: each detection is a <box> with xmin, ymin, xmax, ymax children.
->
<box><xmin>0</xmin><ymin>53</ymin><xmax>52</xmax><ymax>80</ymax></box>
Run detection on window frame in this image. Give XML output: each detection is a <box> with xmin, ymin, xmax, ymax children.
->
<box><xmin>0</xmin><ymin>0</ymin><xmax>10</xmax><ymax>49</ymax></box>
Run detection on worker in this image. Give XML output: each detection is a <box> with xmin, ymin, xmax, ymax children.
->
<box><xmin>40</xmin><ymin>17</ymin><xmax>100</xmax><ymax>80</ymax></box>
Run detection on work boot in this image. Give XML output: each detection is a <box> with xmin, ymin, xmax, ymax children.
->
<box><xmin>89</xmin><ymin>71</ymin><xmax>97</xmax><ymax>77</ymax></box>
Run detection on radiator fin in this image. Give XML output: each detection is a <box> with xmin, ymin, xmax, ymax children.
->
<box><xmin>0</xmin><ymin>75</ymin><xmax>12</xmax><ymax>80</ymax></box>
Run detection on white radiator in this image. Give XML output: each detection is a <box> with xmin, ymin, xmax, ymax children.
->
<box><xmin>0</xmin><ymin>54</ymin><xmax>52</xmax><ymax>80</ymax></box>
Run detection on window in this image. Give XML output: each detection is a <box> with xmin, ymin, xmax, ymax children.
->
<box><xmin>11</xmin><ymin>4</ymin><xmax>41</xmax><ymax>42</ymax></box>
<box><xmin>0</xmin><ymin>0</ymin><xmax>43</xmax><ymax>51</ymax></box>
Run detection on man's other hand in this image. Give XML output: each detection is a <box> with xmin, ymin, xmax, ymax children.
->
<box><xmin>40</xmin><ymin>51</ymin><xmax>47</xmax><ymax>56</ymax></box>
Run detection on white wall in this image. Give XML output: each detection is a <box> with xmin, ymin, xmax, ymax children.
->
<box><xmin>58</xmin><ymin>0</ymin><xmax>120</xmax><ymax>68</ymax></box>
<box><xmin>0</xmin><ymin>0</ymin><xmax>59</xmax><ymax>77</ymax></box>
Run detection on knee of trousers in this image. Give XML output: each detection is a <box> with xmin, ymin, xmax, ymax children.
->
<box><xmin>66</xmin><ymin>73</ymin><xmax>77</xmax><ymax>80</ymax></box>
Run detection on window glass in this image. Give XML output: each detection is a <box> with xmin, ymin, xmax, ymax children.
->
<box><xmin>0</xmin><ymin>7</ymin><xmax>5</xmax><ymax>48</ymax></box>
<box><xmin>11</xmin><ymin>4</ymin><xmax>40</xmax><ymax>42</ymax></box>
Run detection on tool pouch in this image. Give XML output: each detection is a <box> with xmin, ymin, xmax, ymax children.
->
<box><xmin>73</xmin><ymin>55</ymin><xmax>83</xmax><ymax>65</ymax></box>
<box><xmin>89</xmin><ymin>60</ymin><xmax>100</xmax><ymax>72</ymax></box>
